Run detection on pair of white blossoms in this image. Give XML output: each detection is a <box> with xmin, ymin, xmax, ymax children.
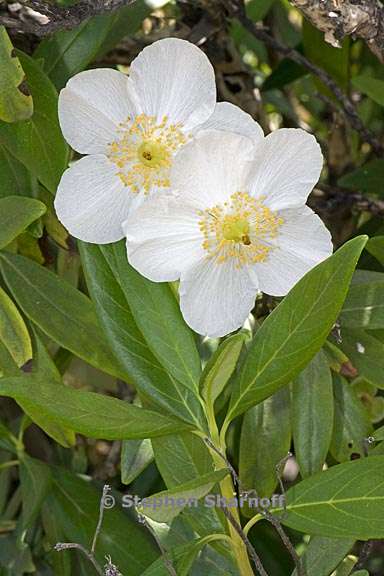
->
<box><xmin>55</xmin><ymin>38</ymin><xmax>332</xmax><ymax>338</ymax></box>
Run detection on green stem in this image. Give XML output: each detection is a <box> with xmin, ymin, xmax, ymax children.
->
<box><xmin>205</xmin><ymin>403</ymin><xmax>254</xmax><ymax>576</ymax></box>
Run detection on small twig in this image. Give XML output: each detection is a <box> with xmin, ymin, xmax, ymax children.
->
<box><xmin>220</xmin><ymin>506</ymin><xmax>269</xmax><ymax>576</ymax></box>
<box><xmin>54</xmin><ymin>543</ymin><xmax>104</xmax><ymax>576</ymax></box>
<box><xmin>222</xmin><ymin>0</ymin><xmax>383</xmax><ymax>156</ymax></box>
<box><xmin>137</xmin><ymin>514</ymin><xmax>177</xmax><ymax>576</ymax></box>
<box><xmin>204</xmin><ymin>438</ymin><xmax>306</xmax><ymax>576</ymax></box>
<box><xmin>92</xmin><ymin>484</ymin><xmax>110</xmax><ymax>555</ymax></box>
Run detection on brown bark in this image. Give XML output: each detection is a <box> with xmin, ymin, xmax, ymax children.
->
<box><xmin>290</xmin><ymin>0</ymin><xmax>384</xmax><ymax>63</ymax></box>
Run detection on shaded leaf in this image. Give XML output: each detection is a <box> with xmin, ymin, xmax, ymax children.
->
<box><xmin>291</xmin><ymin>536</ymin><xmax>354</xmax><ymax>576</ymax></box>
<box><xmin>352</xmin><ymin>75</ymin><xmax>384</xmax><ymax>107</ymax></box>
<box><xmin>121</xmin><ymin>439</ymin><xmax>154</xmax><ymax>485</ymax></box>
<box><xmin>0</xmin><ymin>196</ymin><xmax>46</xmax><ymax>249</ymax></box>
<box><xmin>338</xmin><ymin>159</ymin><xmax>384</xmax><ymax>196</ymax></box>
<box><xmin>19</xmin><ymin>454</ymin><xmax>51</xmax><ymax>528</ymax></box>
<box><xmin>0</xmin><ymin>284</ymin><xmax>32</xmax><ymax>369</ymax></box>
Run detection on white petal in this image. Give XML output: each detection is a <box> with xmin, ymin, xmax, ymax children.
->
<box><xmin>197</xmin><ymin>102</ymin><xmax>264</xmax><ymax>142</ymax></box>
<box><xmin>171</xmin><ymin>130</ymin><xmax>255</xmax><ymax>209</ymax></box>
<box><xmin>55</xmin><ymin>155</ymin><xmax>138</xmax><ymax>244</ymax></box>
<box><xmin>59</xmin><ymin>69</ymin><xmax>133</xmax><ymax>154</ymax></box>
<box><xmin>124</xmin><ymin>195</ymin><xmax>204</xmax><ymax>282</ymax></box>
<box><xmin>180</xmin><ymin>259</ymin><xmax>258</xmax><ymax>338</ymax></box>
<box><xmin>254</xmin><ymin>206</ymin><xmax>333</xmax><ymax>296</ymax></box>
<box><xmin>128</xmin><ymin>38</ymin><xmax>216</xmax><ymax>131</ymax></box>
<box><xmin>246</xmin><ymin>128</ymin><xmax>323</xmax><ymax>210</ymax></box>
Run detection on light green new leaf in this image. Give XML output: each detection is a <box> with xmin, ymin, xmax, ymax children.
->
<box><xmin>239</xmin><ymin>387</ymin><xmax>291</xmax><ymax>499</ymax></box>
<box><xmin>339</xmin><ymin>270</ymin><xmax>384</xmax><ymax>329</ymax></box>
<box><xmin>352</xmin><ymin>75</ymin><xmax>384</xmax><ymax>107</ymax></box>
<box><xmin>0</xmin><ymin>375</ymin><xmax>191</xmax><ymax>439</ymax></box>
<box><xmin>226</xmin><ymin>236</ymin><xmax>367</xmax><ymax>423</ymax></box>
<box><xmin>34</xmin><ymin>1</ymin><xmax>149</xmax><ymax>90</ymax></box>
<box><xmin>281</xmin><ymin>456</ymin><xmax>384</xmax><ymax>539</ymax></box>
<box><xmin>0</xmin><ymin>285</ymin><xmax>31</xmax><ymax>370</ymax></box>
<box><xmin>290</xmin><ymin>536</ymin><xmax>354</xmax><ymax>576</ymax></box>
<box><xmin>0</xmin><ymin>196</ymin><xmax>46</xmax><ymax>249</ymax></box>
<box><xmin>80</xmin><ymin>241</ymin><xmax>206</xmax><ymax>430</ymax></box>
<box><xmin>0</xmin><ymin>52</ymin><xmax>68</xmax><ymax>193</ymax></box>
<box><xmin>0</xmin><ymin>251</ymin><xmax>127</xmax><ymax>380</ymax></box>
<box><xmin>0</xmin><ymin>27</ymin><xmax>33</xmax><ymax>122</ymax></box>
<box><xmin>292</xmin><ymin>351</ymin><xmax>334</xmax><ymax>477</ymax></box>
<box><xmin>330</xmin><ymin>374</ymin><xmax>371</xmax><ymax>461</ymax></box>
<box><xmin>19</xmin><ymin>454</ymin><xmax>51</xmax><ymax>528</ymax></box>
<box><xmin>200</xmin><ymin>332</ymin><xmax>246</xmax><ymax>405</ymax></box>
<box><xmin>121</xmin><ymin>439</ymin><xmax>154</xmax><ymax>485</ymax></box>
<box><xmin>138</xmin><ymin>469</ymin><xmax>228</xmax><ymax>523</ymax></box>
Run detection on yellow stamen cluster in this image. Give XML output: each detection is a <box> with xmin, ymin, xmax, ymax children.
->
<box><xmin>107</xmin><ymin>114</ymin><xmax>188</xmax><ymax>194</ymax></box>
<box><xmin>198</xmin><ymin>192</ymin><xmax>283</xmax><ymax>267</ymax></box>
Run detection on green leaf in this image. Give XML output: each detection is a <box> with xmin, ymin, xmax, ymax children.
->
<box><xmin>19</xmin><ymin>454</ymin><xmax>51</xmax><ymax>528</ymax></box>
<box><xmin>102</xmin><ymin>242</ymin><xmax>202</xmax><ymax>392</ymax></box>
<box><xmin>48</xmin><ymin>466</ymin><xmax>158</xmax><ymax>574</ymax></box>
<box><xmin>263</xmin><ymin>58</ymin><xmax>306</xmax><ymax>91</ymax></box>
<box><xmin>239</xmin><ymin>387</ymin><xmax>291</xmax><ymax>498</ymax></box>
<box><xmin>366</xmin><ymin>235</ymin><xmax>384</xmax><ymax>266</ymax></box>
<box><xmin>0</xmin><ymin>196</ymin><xmax>46</xmax><ymax>249</ymax></box>
<box><xmin>246</xmin><ymin>0</ymin><xmax>276</xmax><ymax>21</ymax></box>
<box><xmin>339</xmin><ymin>328</ymin><xmax>384</xmax><ymax>389</ymax></box>
<box><xmin>34</xmin><ymin>1</ymin><xmax>149</xmax><ymax>90</ymax></box>
<box><xmin>281</xmin><ymin>456</ymin><xmax>384</xmax><ymax>538</ymax></box>
<box><xmin>303</xmin><ymin>20</ymin><xmax>349</xmax><ymax>92</ymax></box>
<box><xmin>338</xmin><ymin>159</ymin><xmax>384</xmax><ymax>195</ymax></box>
<box><xmin>0</xmin><ymin>251</ymin><xmax>126</xmax><ymax>380</ymax></box>
<box><xmin>0</xmin><ymin>145</ymin><xmax>36</xmax><ymax>199</ymax></box>
<box><xmin>137</xmin><ymin>470</ymin><xmax>228</xmax><ymax>523</ymax></box>
<box><xmin>121</xmin><ymin>439</ymin><xmax>154</xmax><ymax>485</ymax></box>
<box><xmin>0</xmin><ymin>375</ymin><xmax>191</xmax><ymax>439</ymax></box>
<box><xmin>0</xmin><ymin>27</ymin><xmax>33</xmax><ymax>122</ymax></box>
<box><xmin>352</xmin><ymin>75</ymin><xmax>384</xmax><ymax>107</ymax></box>
<box><xmin>292</xmin><ymin>351</ymin><xmax>334</xmax><ymax>477</ymax></box>
<box><xmin>79</xmin><ymin>241</ymin><xmax>206</xmax><ymax>430</ymax></box>
<box><xmin>0</xmin><ymin>284</ymin><xmax>32</xmax><ymax>370</ymax></box>
<box><xmin>226</xmin><ymin>236</ymin><xmax>367</xmax><ymax>423</ymax></box>
<box><xmin>339</xmin><ymin>270</ymin><xmax>384</xmax><ymax>329</ymax></box>
<box><xmin>330</xmin><ymin>374</ymin><xmax>371</xmax><ymax>461</ymax></box>
<box><xmin>290</xmin><ymin>536</ymin><xmax>354</xmax><ymax>576</ymax></box>
<box><xmin>200</xmin><ymin>332</ymin><xmax>246</xmax><ymax>405</ymax></box>
<box><xmin>0</xmin><ymin>52</ymin><xmax>68</xmax><ymax>193</ymax></box>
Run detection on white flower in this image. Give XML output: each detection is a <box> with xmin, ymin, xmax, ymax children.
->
<box><xmin>124</xmin><ymin>129</ymin><xmax>333</xmax><ymax>338</ymax></box>
<box><xmin>54</xmin><ymin>38</ymin><xmax>261</xmax><ymax>244</ymax></box>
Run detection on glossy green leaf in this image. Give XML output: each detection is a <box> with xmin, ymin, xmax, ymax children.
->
<box><xmin>0</xmin><ymin>196</ymin><xmax>46</xmax><ymax>249</ymax></box>
<box><xmin>239</xmin><ymin>387</ymin><xmax>291</xmax><ymax>498</ymax></box>
<box><xmin>0</xmin><ymin>375</ymin><xmax>190</xmax><ymax>439</ymax></box>
<box><xmin>340</xmin><ymin>328</ymin><xmax>384</xmax><ymax>389</ymax></box>
<box><xmin>48</xmin><ymin>466</ymin><xmax>158</xmax><ymax>574</ymax></box>
<box><xmin>0</xmin><ymin>285</ymin><xmax>32</xmax><ymax>369</ymax></box>
<box><xmin>291</xmin><ymin>536</ymin><xmax>354</xmax><ymax>576</ymax></box>
<box><xmin>339</xmin><ymin>270</ymin><xmax>384</xmax><ymax>329</ymax></box>
<box><xmin>0</xmin><ymin>251</ymin><xmax>126</xmax><ymax>380</ymax></box>
<box><xmin>338</xmin><ymin>159</ymin><xmax>384</xmax><ymax>195</ymax></box>
<box><xmin>34</xmin><ymin>1</ymin><xmax>149</xmax><ymax>90</ymax></box>
<box><xmin>138</xmin><ymin>469</ymin><xmax>228</xmax><ymax>523</ymax></box>
<box><xmin>330</xmin><ymin>374</ymin><xmax>371</xmax><ymax>461</ymax></box>
<box><xmin>281</xmin><ymin>456</ymin><xmax>384</xmax><ymax>538</ymax></box>
<box><xmin>79</xmin><ymin>241</ymin><xmax>206</xmax><ymax>430</ymax></box>
<box><xmin>0</xmin><ymin>52</ymin><xmax>68</xmax><ymax>193</ymax></box>
<box><xmin>226</xmin><ymin>237</ymin><xmax>367</xmax><ymax>423</ymax></box>
<box><xmin>352</xmin><ymin>75</ymin><xmax>384</xmax><ymax>107</ymax></box>
<box><xmin>200</xmin><ymin>332</ymin><xmax>246</xmax><ymax>405</ymax></box>
<box><xmin>0</xmin><ymin>27</ymin><xmax>33</xmax><ymax>122</ymax></box>
<box><xmin>121</xmin><ymin>439</ymin><xmax>154</xmax><ymax>485</ymax></box>
<box><xmin>292</xmin><ymin>351</ymin><xmax>334</xmax><ymax>477</ymax></box>
<box><xmin>19</xmin><ymin>454</ymin><xmax>51</xmax><ymax>528</ymax></box>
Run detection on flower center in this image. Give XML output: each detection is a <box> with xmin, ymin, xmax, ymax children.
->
<box><xmin>198</xmin><ymin>192</ymin><xmax>284</xmax><ymax>267</ymax></box>
<box><xmin>107</xmin><ymin>114</ymin><xmax>188</xmax><ymax>194</ymax></box>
